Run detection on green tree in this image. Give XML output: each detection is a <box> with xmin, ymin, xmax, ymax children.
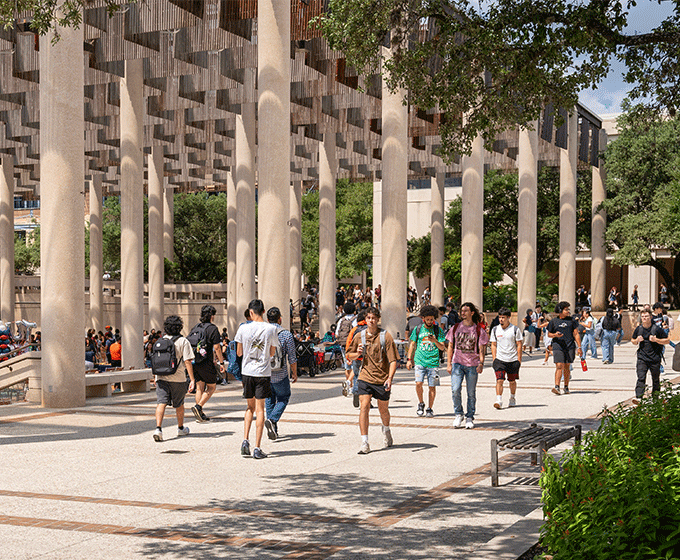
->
<box><xmin>14</xmin><ymin>228</ymin><xmax>40</xmax><ymax>274</ymax></box>
<box><xmin>315</xmin><ymin>0</ymin><xmax>680</xmax><ymax>159</ymax></box>
<box><xmin>603</xmin><ymin>105</ymin><xmax>680</xmax><ymax>306</ymax></box>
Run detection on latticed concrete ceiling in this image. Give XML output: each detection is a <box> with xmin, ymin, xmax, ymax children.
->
<box><xmin>0</xmin><ymin>0</ymin><xmax>601</xmax><ymax>196</ymax></box>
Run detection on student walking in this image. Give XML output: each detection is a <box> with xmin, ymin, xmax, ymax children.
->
<box><xmin>632</xmin><ymin>309</ymin><xmax>670</xmax><ymax>403</ymax></box>
<box><xmin>489</xmin><ymin>308</ymin><xmax>522</xmax><ymax>409</ymax></box>
<box><xmin>547</xmin><ymin>302</ymin><xmax>582</xmax><ymax>395</ymax></box>
<box><xmin>601</xmin><ymin>308</ymin><xmax>621</xmax><ymax>364</ymax></box>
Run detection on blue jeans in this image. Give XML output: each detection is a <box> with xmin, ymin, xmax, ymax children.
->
<box><xmin>451</xmin><ymin>363</ymin><xmax>478</xmax><ymax>420</ymax></box>
<box><xmin>601</xmin><ymin>330</ymin><xmax>617</xmax><ymax>363</ymax></box>
<box><xmin>265</xmin><ymin>376</ymin><xmax>291</xmax><ymax>423</ymax></box>
<box><xmin>351</xmin><ymin>360</ymin><xmax>361</xmax><ymax>393</ymax></box>
<box><xmin>581</xmin><ymin>332</ymin><xmax>598</xmax><ymax>359</ymax></box>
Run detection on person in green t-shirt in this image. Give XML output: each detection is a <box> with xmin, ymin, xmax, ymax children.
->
<box><xmin>406</xmin><ymin>305</ymin><xmax>447</xmax><ymax>418</ymax></box>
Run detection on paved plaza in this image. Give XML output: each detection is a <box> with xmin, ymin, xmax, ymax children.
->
<box><xmin>1</xmin><ymin>342</ymin><xmax>675</xmax><ymax>560</ymax></box>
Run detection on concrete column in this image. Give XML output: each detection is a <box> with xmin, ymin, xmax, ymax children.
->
<box><xmin>591</xmin><ymin>129</ymin><xmax>608</xmax><ymax>311</ymax></box>
<box><xmin>629</xmin><ymin>265</ymin><xmax>657</xmax><ymax>308</ymax></box>
<box><xmin>381</xmin><ymin>48</ymin><xmax>408</xmax><ymax>337</ymax></box>
<box><xmin>226</xmin><ymin>171</ymin><xmax>238</xmax><ymax>338</ymax></box>
<box><xmin>0</xmin><ymin>155</ymin><xmax>15</xmax><ymax>324</ymax></box>
<box><xmin>39</xmin><ymin>19</ymin><xmax>85</xmax><ymax>407</ymax></box>
<box><xmin>235</xmin><ymin>73</ymin><xmax>256</xmax><ymax>317</ymax></box>
<box><xmin>120</xmin><ymin>59</ymin><xmax>144</xmax><ymax>368</ymax></box>
<box><xmin>148</xmin><ymin>146</ymin><xmax>164</xmax><ymax>331</ymax></box>
<box><xmin>163</xmin><ymin>186</ymin><xmax>174</xmax><ymax>261</ymax></box>
<box><xmin>289</xmin><ymin>181</ymin><xmax>302</xmax><ymax>306</ymax></box>
<box><xmin>319</xmin><ymin>132</ymin><xmax>337</xmax><ymax>333</ymax></box>
<box><xmin>372</xmin><ymin>180</ymin><xmax>382</xmax><ymax>290</ymax></box>
<box><xmin>517</xmin><ymin>123</ymin><xmax>538</xmax><ymax>325</ymax></box>
<box><xmin>257</xmin><ymin>0</ymin><xmax>290</xmax><ymax>328</ymax></box>
<box><xmin>89</xmin><ymin>174</ymin><xmax>103</xmax><ymax>333</ymax></box>
<box><xmin>431</xmin><ymin>172</ymin><xmax>445</xmax><ymax>308</ymax></box>
<box><xmin>461</xmin><ymin>132</ymin><xmax>484</xmax><ymax>308</ymax></box>
<box><xmin>559</xmin><ymin>109</ymin><xmax>578</xmax><ymax>308</ymax></box>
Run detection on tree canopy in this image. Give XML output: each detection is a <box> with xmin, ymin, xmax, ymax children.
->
<box><xmin>603</xmin><ymin>104</ymin><xmax>680</xmax><ymax>306</ymax></box>
<box><xmin>315</xmin><ymin>0</ymin><xmax>680</xmax><ymax>159</ymax></box>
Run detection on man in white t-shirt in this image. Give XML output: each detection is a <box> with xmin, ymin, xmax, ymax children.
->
<box><xmin>234</xmin><ymin>299</ymin><xmax>281</xmax><ymax>459</ymax></box>
<box><xmin>489</xmin><ymin>308</ymin><xmax>523</xmax><ymax>409</ymax></box>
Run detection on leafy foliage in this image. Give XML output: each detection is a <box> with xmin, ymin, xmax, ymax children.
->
<box><xmin>603</xmin><ymin>105</ymin><xmax>680</xmax><ymax>306</ymax></box>
<box><xmin>315</xmin><ymin>0</ymin><xmax>680</xmax><ymax>160</ymax></box>
<box><xmin>541</xmin><ymin>384</ymin><xmax>680</xmax><ymax>559</ymax></box>
<box><xmin>14</xmin><ymin>228</ymin><xmax>40</xmax><ymax>274</ymax></box>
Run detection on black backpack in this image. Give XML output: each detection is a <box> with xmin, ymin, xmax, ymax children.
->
<box><xmin>187</xmin><ymin>323</ymin><xmax>211</xmax><ymax>364</ymax></box>
<box><xmin>151</xmin><ymin>336</ymin><xmax>180</xmax><ymax>376</ymax></box>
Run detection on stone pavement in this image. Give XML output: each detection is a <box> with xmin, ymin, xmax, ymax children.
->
<box><xmin>1</xmin><ymin>342</ymin><xmax>677</xmax><ymax>560</ymax></box>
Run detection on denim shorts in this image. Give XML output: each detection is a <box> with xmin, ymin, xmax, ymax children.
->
<box><xmin>414</xmin><ymin>365</ymin><xmax>439</xmax><ymax>387</ymax></box>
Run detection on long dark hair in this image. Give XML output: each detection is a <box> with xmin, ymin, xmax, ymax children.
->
<box><xmin>460</xmin><ymin>302</ymin><xmax>481</xmax><ymax>324</ymax></box>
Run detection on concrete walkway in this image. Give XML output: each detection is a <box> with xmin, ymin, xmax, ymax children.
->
<box><xmin>1</xmin><ymin>342</ymin><xmax>676</xmax><ymax>560</ymax></box>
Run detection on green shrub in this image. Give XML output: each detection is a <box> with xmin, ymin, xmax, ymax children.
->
<box><xmin>541</xmin><ymin>384</ymin><xmax>680</xmax><ymax>560</ymax></box>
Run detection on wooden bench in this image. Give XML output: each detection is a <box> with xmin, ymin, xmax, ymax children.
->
<box><xmin>491</xmin><ymin>423</ymin><xmax>582</xmax><ymax>487</ymax></box>
<box><xmin>85</xmin><ymin>368</ymin><xmax>152</xmax><ymax>398</ymax></box>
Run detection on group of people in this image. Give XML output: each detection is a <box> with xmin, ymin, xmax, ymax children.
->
<box><xmin>335</xmin><ymin>284</ymin><xmax>381</xmax><ymax>314</ymax></box>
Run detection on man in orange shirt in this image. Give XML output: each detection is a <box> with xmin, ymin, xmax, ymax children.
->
<box><xmin>109</xmin><ymin>335</ymin><xmax>122</xmax><ymax>367</ymax></box>
<box><xmin>345</xmin><ymin>310</ymin><xmax>367</xmax><ymax>408</ymax></box>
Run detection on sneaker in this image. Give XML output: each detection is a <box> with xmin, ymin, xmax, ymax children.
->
<box><xmin>508</xmin><ymin>395</ymin><xmax>516</xmax><ymax>407</ymax></box>
<box><xmin>632</xmin><ymin>397</ymin><xmax>641</xmax><ymax>405</ymax></box>
<box><xmin>358</xmin><ymin>441</ymin><xmax>370</xmax><ymax>454</ymax></box>
<box><xmin>541</xmin><ymin>361</ymin><xmax>548</xmax><ymax>366</ymax></box>
<box><xmin>153</xmin><ymin>428</ymin><xmax>163</xmax><ymax>442</ymax></box>
<box><xmin>265</xmin><ymin>419</ymin><xmax>278</xmax><ymax>441</ymax></box>
<box><xmin>191</xmin><ymin>405</ymin><xmax>207</xmax><ymax>422</ymax></box>
<box><xmin>551</xmin><ymin>386</ymin><xmax>561</xmax><ymax>395</ymax></box>
<box><xmin>253</xmin><ymin>447</ymin><xmax>267</xmax><ymax>459</ymax></box>
<box><xmin>353</xmin><ymin>392</ymin><xmax>360</xmax><ymax>408</ymax></box>
<box><xmin>240</xmin><ymin>439</ymin><xmax>251</xmax><ymax>457</ymax></box>
<box><xmin>383</xmin><ymin>427</ymin><xmax>393</xmax><ymax>448</ymax></box>
<box><xmin>425</xmin><ymin>408</ymin><xmax>434</xmax><ymax>418</ymax></box>
<box><xmin>416</xmin><ymin>402</ymin><xmax>425</xmax><ymax>417</ymax></box>
<box><xmin>453</xmin><ymin>415</ymin><xmax>464</xmax><ymax>428</ymax></box>
<box><xmin>563</xmin><ymin>387</ymin><xmax>570</xmax><ymax>394</ymax></box>
<box><xmin>494</xmin><ymin>396</ymin><xmax>502</xmax><ymax>410</ymax></box>
<box><xmin>342</xmin><ymin>380</ymin><xmax>350</xmax><ymax>397</ymax></box>
<box><xmin>177</xmin><ymin>426</ymin><xmax>190</xmax><ymax>437</ymax></box>
<box><xmin>465</xmin><ymin>419</ymin><xmax>475</xmax><ymax>429</ymax></box>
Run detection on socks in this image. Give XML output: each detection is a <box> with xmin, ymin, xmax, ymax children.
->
<box><xmin>361</xmin><ymin>435</ymin><xmax>369</xmax><ymax>444</ymax></box>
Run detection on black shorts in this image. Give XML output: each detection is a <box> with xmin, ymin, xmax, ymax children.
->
<box><xmin>357</xmin><ymin>379</ymin><xmax>390</xmax><ymax>401</ymax></box>
<box><xmin>156</xmin><ymin>379</ymin><xmax>188</xmax><ymax>408</ymax></box>
<box><xmin>552</xmin><ymin>344</ymin><xmax>575</xmax><ymax>364</ymax></box>
<box><xmin>242</xmin><ymin>375</ymin><xmax>272</xmax><ymax>400</ymax></box>
<box><xmin>493</xmin><ymin>359</ymin><xmax>520</xmax><ymax>381</ymax></box>
<box><xmin>194</xmin><ymin>361</ymin><xmax>218</xmax><ymax>384</ymax></box>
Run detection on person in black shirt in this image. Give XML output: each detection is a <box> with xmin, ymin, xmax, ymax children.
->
<box><xmin>547</xmin><ymin>301</ymin><xmax>582</xmax><ymax>395</ymax></box>
<box><xmin>632</xmin><ymin>309</ymin><xmax>670</xmax><ymax>403</ymax></box>
<box><xmin>191</xmin><ymin>304</ymin><xmax>227</xmax><ymax>422</ymax></box>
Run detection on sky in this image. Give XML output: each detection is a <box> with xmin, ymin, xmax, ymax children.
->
<box><xmin>577</xmin><ymin>0</ymin><xmax>676</xmax><ymax>117</ymax></box>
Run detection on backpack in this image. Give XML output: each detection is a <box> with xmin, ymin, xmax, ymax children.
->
<box><xmin>451</xmin><ymin>322</ymin><xmax>485</xmax><ymax>353</ymax></box>
<box><xmin>336</xmin><ymin>316</ymin><xmax>353</xmax><ymax>346</ymax></box>
<box><xmin>594</xmin><ymin>318</ymin><xmax>604</xmax><ymax>341</ymax></box>
<box><xmin>414</xmin><ymin>324</ymin><xmax>441</xmax><ymax>340</ymax></box>
<box><xmin>187</xmin><ymin>323</ymin><xmax>211</xmax><ymax>364</ymax></box>
<box><xmin>226</xmin><ymin>340</ymin><xmax>242</xmax><ymax>381</ymax></box>
<box><xmin>151</xmin><ymin>336</ymin><xmax>180</xmax><ymax>376</ymax></box>
<box><xmin>270</xmin><ymin>326</ymin><xmax>288</xmax><ymax>373</ymax></box>
<box><xmin>360</xmin><ymin>328</ymin><xmax>387</xmax><ymax>359</ymax></box>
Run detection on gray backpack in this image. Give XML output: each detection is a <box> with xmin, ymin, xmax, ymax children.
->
<box><xmin>270</xmin><ymin>326</ymin><xmax>287</xmax><ymax>373</ymax></box>
<box><xmin>360</xmin><ymin>329</ymin><xmax>387</xmax><ymax>358</ymax></box>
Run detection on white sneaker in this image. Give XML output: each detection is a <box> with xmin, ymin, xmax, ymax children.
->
<box><xmin>382</xmin><ymin>427</ymin><xmax>393</xmax><ymax>448</ymax></box>
<box><xmin>465</xmin><ymin>419</ymin><xmax>475</xmax><ymax>429</ymax></box>
<box><xmin>508</xmin><ymin>395</ymin><xmax>516</xmax><ymax>407</ymax></box>
<box><xmin>177</xmin><ymin>426</ymin><xmax>190</xmax><ymax>436</ymax></box>
<box><xmin>153</xmin><ymin>428</ymin><xmax>163</xmax><ymax>442</ymax></box>
<box><xmin>341</xmin><ymin>380</ymin><xmax>350</xmax><ymax>397</ymax></box>
<box><xmin>358</xmin><ymin>441</ymin><xmax>370</xmax><ymax>454</ymax></box>
<box><xmin>493</xmin><ymin>396</ymin><xmax>502</xmax><ymax>409</ymax></box>
<box><xmin>453</xmin><ymin>415</ymin><xmax>464</xmax><ymax>428</ymax></box>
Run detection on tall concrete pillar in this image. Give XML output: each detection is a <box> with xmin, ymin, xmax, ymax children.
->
<box><xmin>381</xmin><ymin>48</ymin><xmax>408</xmax><ymax>337</ymax></box>
<box><xmin>517</xmin><ymin>123</ymin><xmax>538</xmax><ymax>325</ymax></box>
<box><xmin>289</xmin><ymin>181</ymin><xmax>302</xmax><ymax>306</ymax></box>
<box><xmin>226</xmin><ymin>171</ymin><xmax>238</xmax><ymax>337</ymax></box>
<box><xmin>591</xmin><ymin>129</ymin><xmax>608</xmax><ymax>311</ymax></box>
<box><xmin>559</xmin><ymin>109</ymin><xmax>578</xmax><ymax>309</ymax></box>
<box><xmin>0</xmin><ymin>155</ymin><xmax>15</xmax><ymax>324</ymax></box>
<box><xmin>39</xmin><ymin>19</ymin><xmax>85</xmax><ymax>407</ymax></box>
<box><xmin>236</xmin><ymin>71</ymin><xmax>256</xmax><ymax>318</ymax></box>
<box><xmin>372</xmin><ymin>180</ymin><xmax>382</xmax><ymax>290</ymax></box>
<box><xmin>461</xmin><ymin>132</ymin><xmax>484</xmax><ymax>308</ymax></box>
<box><xmin>431</xmin><ymin>172</ymin><xmax>445</xmax><ymax>308</ymax></box>
<box><xmin>148</xmin><ymin>146</ymin><xmax>164</xmax><ymax>331</ymax></box>
<box><xmin>257</xmin><ymin>0</ymin><xmax>290</xmax><ymax>328</ymax></box>
<box><xmin>319</xmin><ymin>132</ymin><xmax>337</xmax><ymax>333</ymax></box>
<box><xmin>120</xmin><ymin>59</ymin><xmax>144</xmax><ymax>368</ymax></box>
<box><xmin>89</xmin><ymin>174</ymin><xmax>103</xmax><ymax>333</ymax></box>
<box><xmin>163</xmin><ymin>186</ymin><xmax>174</xmax><ymax>261</ymax></box>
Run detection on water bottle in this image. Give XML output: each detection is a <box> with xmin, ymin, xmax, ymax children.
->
<box><xmin>580</xmin><ymin>358</ymin><xmax>588</xmax><ymax>372</ymax></box>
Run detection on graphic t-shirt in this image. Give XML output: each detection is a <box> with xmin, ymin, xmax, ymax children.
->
<box><xmin>547</xmin><ymin>317</ymin><xmax>579</xmax><ymax>350</ymax></box>
<box><xmin>410</xmin><ymin>324</ymin><xmax>446</xmax><ymax>368</ymax></box>
<box><xmin>490</xmin><ymin>324</ymin><xmax>522</xmax><ymax>362</ymax></box>
<box><xmin>446</xmin><ymin>323</ymin><xmax>489</xmax><ymax>367</ymax></box>
<box><xmin>234</xmin><ymin>321</ymin><xmax>281</xmax><ymax>378</ymax></box>
<box><xmin>633</xmin><ymin>324</ymin><xmax>665</xmax><ymax>363</ymax></box>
